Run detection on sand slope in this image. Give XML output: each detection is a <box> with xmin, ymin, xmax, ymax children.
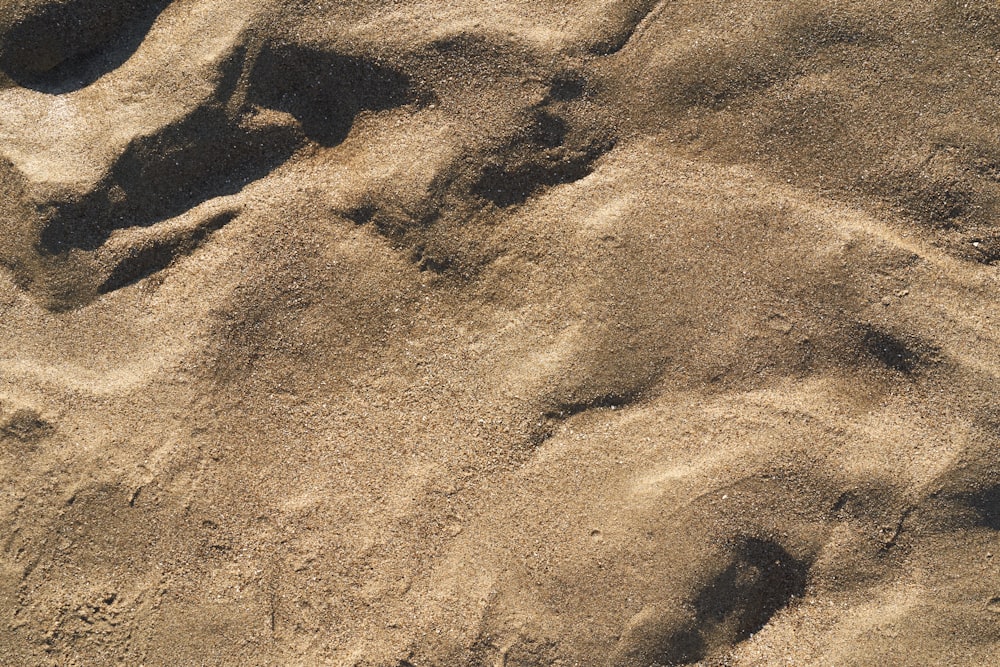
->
<box><xmin>0</xmin><ymin>0</ymin><xmax>998</xmax><ymax>665</ymax></box>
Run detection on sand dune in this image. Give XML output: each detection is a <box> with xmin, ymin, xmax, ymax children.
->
<box><xmin>1</xmin><ymin>1</ymin><xmax>998</xmax><ymax>665</ymax></box>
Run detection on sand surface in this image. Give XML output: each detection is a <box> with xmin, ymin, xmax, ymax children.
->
<box><xmin>1</xmin><ymin>1</ymin><xmax>999</xmax><ymax>665</ymax></box>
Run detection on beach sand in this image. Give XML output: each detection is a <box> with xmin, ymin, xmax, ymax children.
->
<box><xmin>1</xmin><ymin>1</ymin><xmax>999</xmax><ymax>664</ymax></box>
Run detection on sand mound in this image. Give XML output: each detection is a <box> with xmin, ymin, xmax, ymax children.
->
<box><xmin>1</xmin><ymin>1</ymin><xmax>998</xmax><ymax>665</ymax></box>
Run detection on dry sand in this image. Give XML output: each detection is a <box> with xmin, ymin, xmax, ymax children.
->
<box><xmin>1</xmin><ymin>0</ymin><xmax>999</xmax><ymax>664</ymax></box>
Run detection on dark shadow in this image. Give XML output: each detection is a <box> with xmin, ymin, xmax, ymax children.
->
<box><xmin>472</xmin><ymin>111</ymin><xmax>613</xmax><ymax>208</ymax></box>
<box><xmin>588</xmin><ymin>0</ymin><xmax>661</xmax><ymax>56</ymax></box>
<box><xmin>903</xmin><ymin>181</ymin><xmax>973</xmax><ymax>229</ymax></box>
<box><xmin>545</xmin><ymin>389</ymin><xmax>641</xmax><ymax>420</ymax></box>
<box><xmin>408</xmin><ymin>245</ymin><xmax>453</xmax><ymax>274</ymax></box>
<box><xmin>0</xmin><ymin>0</ymin><xmax>171</xmax><ymax>94</ymax></box>
<box><xmin>35</xmin><ymin>43</ymin><xmax>414</xmax><ymax>261</ymax></box>
<box><xmin>961</xmin><ymin>484</ymin><xmax>1000</xmax><ymax>530</ymax></box>
<box><xmin>647</xmin><ymin>628</ymin><xmax>707</xmax><ymax>666</ymax></box>
<box><xmin>97</xmin><ymin>210</ymin><xmax>235</xmax><ymax>293</ymax></box>
<box><xmin>247</xmin><ymin>44</ymin><xmax>412</xmax><ymax>147</ymax></box>
<box><xmin>638</xmin><ymin>538</ymin><xmax>808</xmax><ymax>665</ymax></box>
<box><xmin>532</xmin><ymin>111</ymin><xmax>569</xmax><ymax>148</ymax></box>
<box><xmin>967</xmin><ymin>236</ymin><xmax>1000</xmax><ymax>265</ymax></box>
<box><xmin>38</xmin><ymin>105</ymin><xmax>300</xmax><ymax>253</ymax></box>
<box><xmin>99</xmin><ymin>241</ymin><xmax>178</xmax><ymax>292</ymax></box>
<box><xmin>859</xmin><ymin>325</ymin><xmax>921</xmax><ymax>374</ymax></box>
<box><xmin>344</xmin><ymin>203</ymin><xmax>377</xmax><ymax>225</ymax></box>
<box><xmin>1</xmin><ymin>408</ymin><xmax>54</xmax><ymax>443</ymax></box>
<box><xmin>472</xmin><ymin>150</ymin><xmax>602</xmax><ymax>208</ymax></box>
<box><xmin>692</xmin><ymin>537</ymin><xmax>808</xmax><ymax>642</ymax></box>
<box><xmin>549</xmin><ymin>71</ymin><xmax>587</xmax><ymax>101</ymax></box>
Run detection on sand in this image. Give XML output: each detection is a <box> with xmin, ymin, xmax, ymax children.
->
<box><xmin>0</xmin><ymin>0</ymin><xmax>998</xmax><ymax>664</ymax></box>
